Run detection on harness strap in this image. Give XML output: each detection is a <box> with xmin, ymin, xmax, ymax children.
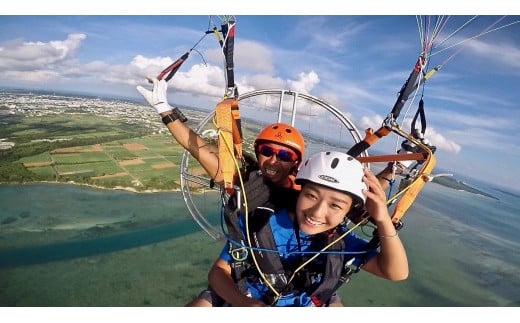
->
<box><xmin>225</xmin><ymin>172</ymin><xmax>267</xmax><ymax>245</ymax></box>
<box><xmin>411</xmin><ymin>98</ymin><xmax>427</xmax><ymax>137</ymax></box>
<box><xmin>247</xmin><ymin>208</ymin><xmax>288</xmax><ymax>293</ymax></box>
<box><xmin>218</xmin><ymin>18</ymin><xmax>238</xmax><ymax>98</ymax></box>
<box><xmin>224</xmin><ymin>204</ymin><xmax>249</xmax><ymax>294</ymax></box>
<box><xmin>391</xmin><ymin>153</ymin><xmax>436</xmax><ymax>223</ymax></box>
<box><xmin>307</xmin><ymin>232</ymin><xmax>346</xmax><ymax>306</ymax></box>
<box><xmin>227</xmin><ymin>173</ymin><xmax>273</xmax><ymax>293</ymax></box>
<box><xmin>347</xmin><ymin>126</ymin><xmax>392</xmax><ymax>158</ymax></box>
<box><xmin>230</xmin><ymin>99</ymin><xmax>243</xmax><ymax>153</ymax></box>
<box><xmin>215</xmin><ymin>98</ymin><xmax>239</xmax><ymax>194</ymax></box>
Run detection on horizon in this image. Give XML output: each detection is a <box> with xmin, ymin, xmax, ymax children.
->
<box><xmin>1</xmin><ymin>14</ymin><xmax>519</xmax><ymax>193</ymax></box>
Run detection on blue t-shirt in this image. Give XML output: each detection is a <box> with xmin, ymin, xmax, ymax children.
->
<box><xmin>219</xmin><ymin>208</ymin><xmax>376</xmax><ymax>306</ymax></box>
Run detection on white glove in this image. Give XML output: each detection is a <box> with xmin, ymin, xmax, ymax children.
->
<box><xmin>136</xmin><ymin>77</ymin><xmax>172</xmax><ymax>114</ymax></box>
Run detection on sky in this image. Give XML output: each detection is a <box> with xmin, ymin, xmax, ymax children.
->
<box><xmin>1</xmin><ymin>3</ymin><xmax>519</xmax><ymax>192</ymax></box>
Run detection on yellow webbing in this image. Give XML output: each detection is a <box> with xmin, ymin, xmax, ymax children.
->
<box><xmin>214</xmin><ymin>98</ymin><xmax>243</xmax><ymax>195</ymax></box>
<box><xmin>390</xmin><ymin>148</ymin><xmax>436</xmax><ymax>223</ymax></box>
<box><xmin>229</xmin><ymin>99</ymin><xmax>242</xmax><ymax>159</ymax></box>
<box><xmin>215</xmin><ymin>98</ymin><xmax>236</xmax><ymax>194</ymax></box>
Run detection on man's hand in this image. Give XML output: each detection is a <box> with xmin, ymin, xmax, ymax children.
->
<box><xmin>136</xmin><ymin>77</ymin><xmax>172</xmax><ymax>114</ymax></box>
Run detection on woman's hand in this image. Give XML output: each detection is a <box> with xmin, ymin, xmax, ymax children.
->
<box><xmin>362</xmin><ymin>167</ymin><xmax>390</xmax><ymax>223</ymax></box>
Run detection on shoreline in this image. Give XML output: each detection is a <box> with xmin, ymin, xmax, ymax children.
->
<box><xmin>0</xmin><ymin>175</ymin><xmax>499</xmax><ymax>200</ymax></box>
<box><xmin>0</xmin><ymin>180</ymin><xmax>182</xmax><ymax>194</ymax></box>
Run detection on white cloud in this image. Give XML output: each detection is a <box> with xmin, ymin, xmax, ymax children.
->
<box><xmin>360</xmin><ymin>114</ymin><xmax>384</xmax><ymax>131</ymax></box>
<box><xmin>424</xmin><ymin>127</ymin><xmax>461</xmax><ymax>153</ymax></box>
<box><xmin>204</xmin><ymin>40</ymin><xmax>274</xmax><ymax>74</ymax></box>
<box><xmin>83</xmin><ymin>60</ymin><xmax>109</xmax><ymax>72</ymax></box>
<box><xmin>448</xmin><ymin>126</ymin><xmax>518</xmax><ymax>152</ymax></box>
<box><xmin>170</xmin><ymin>63</ymin><xmax>224</xmax><ymax>98</ymax></box>
<box><xmin>130</xmin><ymin>54</ymin><xmax>172</xmax><ymax>71</ymax></box>
<box><xmin>287</xmin><ymin>70</ymin><xmax>320</xmax><ymax>93</ymax></box>
<box><xmin>318</xmin><ymin>91</ymin><xmax>343</xmax><ymax>111</ymax></box>
<box><xmin>466</xmin><ymin>37</ymin><xmax>520</xmax><ymax>69</ymax></box>
<box><xmin>238</xmin><ymin>73</ymin><xmax>284</xmax><ymax>90</ymax></box>
<box><xmin>429</xmin><ymin>108</ymin><xmax>515</xmax><ymax>129</ymax></box>
<box><xmin>0</xmin><ymin>69</ymin><xmax>59</xmax><ymax>82</ymax></box>
<box><xmin>0</xmin><ymin>33</ymin><xmax>86</xmax><ymax>71</ymax></box>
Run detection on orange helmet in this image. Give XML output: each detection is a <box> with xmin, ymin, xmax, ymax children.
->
<box><xmin>253</xmin><ymin>123</ymin><xmax>305</xmax><ymax>162</ymax></box>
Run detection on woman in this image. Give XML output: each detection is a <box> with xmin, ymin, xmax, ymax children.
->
<box><xmin>207</xmin><ymin>151</ymin><xmax>409</xmax><ymax>306</ymax></box>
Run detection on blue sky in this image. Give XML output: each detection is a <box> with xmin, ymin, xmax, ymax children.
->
<box><xmin>1</xmin><ymin>6</ymin><xmax>519</xmax><ymax>192</ymax></box>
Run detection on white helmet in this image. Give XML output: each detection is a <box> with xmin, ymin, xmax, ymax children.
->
<box><xmin>295</xmin><ymin>151</ymin><xmax>367</xmax><ymax>208</ymax></box>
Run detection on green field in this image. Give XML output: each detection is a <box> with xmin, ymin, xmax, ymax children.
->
<box><xmin>0</xmin><ymin>111</ymin><xmax>189</xmax><ymax>191</ymax></box>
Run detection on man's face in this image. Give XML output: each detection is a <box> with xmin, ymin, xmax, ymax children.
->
<box><xmin>257</xmin><ymin>143</ymin><xmax>298</xmax><ymax>187</ymax></box>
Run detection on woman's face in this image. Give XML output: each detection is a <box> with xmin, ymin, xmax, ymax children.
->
<box><xmin>295</xmin><ymin>182</ymin><xmax>353</xmax><ymax>235</ymax></box>
<box><xmin>257</xmin><ymin>143</ymin><xmax>299</xmax><ymax>186</ymax></box>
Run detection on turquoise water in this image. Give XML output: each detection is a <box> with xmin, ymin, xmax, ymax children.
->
<box><xmin>0</xmin><ymin>182</ymin><xmax>519</xmax><ymax>306</ymax></box>
<box><xmin>342</xmin><ymin>182</ymin><xmax>520</xmax><ymax>306</ymax></box>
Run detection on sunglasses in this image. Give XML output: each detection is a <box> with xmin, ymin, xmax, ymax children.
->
<box><xmin>258</xmin><ymin>144</ymin><xmax>298</xmax><ymax>162</ymax></box>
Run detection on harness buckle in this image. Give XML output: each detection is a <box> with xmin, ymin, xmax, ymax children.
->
<box><xmin>230</xmin><ymin>246</ymin><xmax>248</xmax><ymax>261</ymax></box>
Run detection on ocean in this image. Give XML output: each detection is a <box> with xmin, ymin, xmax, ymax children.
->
<box><xmin>0</xmin><ymin>181</ymin><xmax>519</xmax><ymax>307</ymax></box>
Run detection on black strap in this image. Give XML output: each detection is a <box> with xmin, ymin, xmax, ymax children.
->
<box><xmin>227</xmin><ymin>173</ymin><xmax>272</xmax><ymax>289</ymax></box>
<box><xmin>221</xmin><ymin>19</ymin><xmax>237</xmax><ymax>97</ymax></box>
<box><xmin>390</xmin><ymin>56</ymin><xmax>424</xmax><ymax>119</ymax></box>
<box><xmin>307</xmin><ymin>232</ymin><xmax>346</xmax><ymax>306</ymax></box>
<box><xmin>411</xmin><ymin>98</ymin><xmax>427</xmax><ymax>138</ymax></box>
<box><xmin>247</xmin><ymin>207</ymin><xmax>288</xmax><ymax>292</ymax></box>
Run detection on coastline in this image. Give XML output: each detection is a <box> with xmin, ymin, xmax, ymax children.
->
<box><xmin>431</xmin><ymin>176</ymin><xmax>498</xmax><ymax>200</ymax></box>
<box><xmin>0</xmin><ymin>180</ymin><xmax>182</xmax><ymax>194</ymax></box>
<box><xmin>1</xmin><ymin>175</ymin><xmax>499</xmax><ymax>200</ymax></box>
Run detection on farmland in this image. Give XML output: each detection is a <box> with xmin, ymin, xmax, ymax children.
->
<box><xmin>0</xmin><ymin>90</ymin><xmax>210</xmax><ymax>191</ymax></box>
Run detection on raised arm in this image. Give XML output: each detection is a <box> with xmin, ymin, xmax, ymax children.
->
<box><xmin>361</xmin><ymin>167</ymin><xmax>409</xmax><ymax>281</ymax></box>
<box><xmin>137</xmin><ymin>77</ymin><xmax>223</xmax><ymax>183</ymax></box>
